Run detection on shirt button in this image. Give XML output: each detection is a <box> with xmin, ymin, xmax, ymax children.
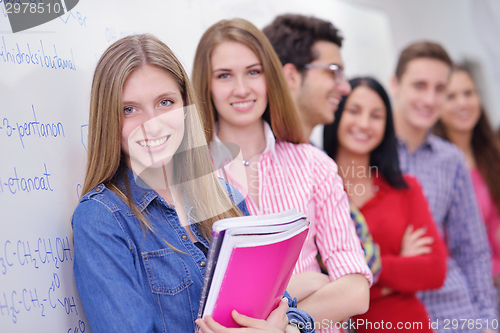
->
<box><xmin>200</xmin><ymin>261</ymin><xmax>206</xmax><ymax>267</ymax></box>
<box><xmin>197</xmin><ymin>232</ymin><xmax>201</xmax><ymax>236</ymax></box>
<box><xmin>182</xmin><ymin>235</ymin><xmax>188</xmax><ymax>240</ymax></box>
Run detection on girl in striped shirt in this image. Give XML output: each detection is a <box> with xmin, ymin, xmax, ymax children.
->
<box><xmin>193</xmin><ymin>18</ymin><xmax>372</xmax><ymax>333</ymax></box>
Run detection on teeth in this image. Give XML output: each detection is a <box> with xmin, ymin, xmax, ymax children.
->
<box><xmin>352</xmin><ymin>132</ymin><xmax>369</xmax><ymax>140</ymax></box>
<box><xmin>138</xmin><ymin>136</ymin><xmax>168</xmax><ymax>148</ymax></box>
<box><xmin>232</xmin><ymin>101</ymin><xmax>255</xmax><ymax>108</ymax></box>
<box><xmin>330</xmin><ymin>98</ymin><xmax>340</xmax><ymax>105</ymax></box>
<box><xmin>416</xmin><ymin>108</ymin><xmax>432</xmax><ymax>115</ymax></box>
<box><xmin>456</xmin><ymin>111</ymin><xmax>470</xmax><ymax>118</ymax></box>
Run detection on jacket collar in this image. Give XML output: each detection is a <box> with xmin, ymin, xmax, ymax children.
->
<box><xmin>116</xmin><ymin>167</ymin><xmax>159</xmax><ymax>212</ymax></box>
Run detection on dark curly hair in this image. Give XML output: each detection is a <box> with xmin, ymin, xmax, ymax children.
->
<box><xmin>263</xmin><ymin>14</ymin><xmax>343</xmax><ymax>73</ymax></box>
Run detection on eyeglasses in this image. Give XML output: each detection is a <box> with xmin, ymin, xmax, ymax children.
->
<box><xmin>304</xmin><ymin>64</ymin><xmax>345</xmax><ymax>83</ymax></box>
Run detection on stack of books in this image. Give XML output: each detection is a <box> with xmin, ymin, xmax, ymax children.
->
<box><xmin>198</xmin><ymin>209</ymin><xmax>309</xmax><ymax>327</ymax></box>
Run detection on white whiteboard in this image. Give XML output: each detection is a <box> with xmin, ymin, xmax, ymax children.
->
<box><xmin>0</xmin><ymin>1</ymin><xmax>393</xmax><ymax>332</ymax></box>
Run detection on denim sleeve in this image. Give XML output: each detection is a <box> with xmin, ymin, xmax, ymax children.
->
<box><xmin>284</xmin><ymin>291</ymin><xmax>316</xmax><ymax>333</ymax></box>
<box><xmin>72</xmin><ymin>199</ymin><xmax>155</xmax><ymax>333</ymax></box>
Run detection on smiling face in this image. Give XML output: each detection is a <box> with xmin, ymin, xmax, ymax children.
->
<box><xmin>392</xmin><ymin>58</ymin><xmax>450</xmax><ymax>132</ymax></box>
<box><xmin>121</xmin><ymin>65</ymin><xmax>185</xmax><ymax>173</ymax></box>
<box><xmin>440</xmin><ymin>71</ymin><xmax>481</xmax><ymax>134</ymax></box>
<box><xmin>294</xmin><ymin>41</ymin><xmax>351</xmax><ymax>126</ymax></box>
<box><xmin>210</xmin><ymin>41</ymin><xmax>268</xmax><ymax>129</ymax></box>
<box><xmin>337</xmin><ymin>85</ymin><xmax>387</xmax><ymax>157</ymax></box>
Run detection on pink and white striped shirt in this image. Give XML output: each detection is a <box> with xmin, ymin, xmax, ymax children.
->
<box><xmin>212</xmin><ymin>122</ymin><xmax>372</xmax><ymax>332</ymax></box>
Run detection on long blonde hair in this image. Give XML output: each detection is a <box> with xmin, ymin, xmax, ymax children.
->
<box><xmin>82</xmin><ymin>34</ymin><xmax>242</xmax><ymax>240</ymax></box>
<box><xmin>192</xmin><ymin>18</ymin><xmax>304</xmax><ymax>144</ymax></box>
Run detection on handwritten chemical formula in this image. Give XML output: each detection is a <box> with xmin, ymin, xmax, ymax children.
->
<box><xmin>0</xmin><ymin>236</ymin><xmax>87</xmax><ymax>332</ymax></box>
<box><xmin>0</xmin><ymin>105</ymin><xmax>65</xmax><ymax>149</ymax></box>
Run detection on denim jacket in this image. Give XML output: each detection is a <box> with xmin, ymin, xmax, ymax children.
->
<box><xmin>73</xmin><ymin>168</ymin><xmax>314</xmax><ymax>333</ymax></box>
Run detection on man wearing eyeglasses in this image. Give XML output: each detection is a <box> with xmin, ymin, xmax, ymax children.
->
<box><xmin>264</xmin><ymin>15</ymin><xmax>381</xmax><ymax>333</ymax></box>
<box><xmin>263</xmin><ymin>14</ymin><xmax>351</xmax><ymax>141</ymax></box>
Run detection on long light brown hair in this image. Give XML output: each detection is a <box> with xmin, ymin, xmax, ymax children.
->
<box><xmin>192</xmin><ymin>18</ymin><xmax>304</xmax><ymax>144</ymax></box>
<box><xmin>434</xmin><ymin>66</ymin><xmax>500</xmax><ymax>213</ymax></box>
<box><xmin>82</xmin><ymin>34</ymin><xmax>242</xmax><ymax>240</ymax></box>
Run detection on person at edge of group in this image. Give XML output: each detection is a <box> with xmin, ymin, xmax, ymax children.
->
<box><xmin>192</xmin><ymin>18</ymin><xmax>373</xmax><ymax>333</ymax></box>
<box><xmin>71</xmin><ymin>34</ymin><xmax>315</xmax><ymax>333</ymax></box>
<box><xmin>263</xmin><ymin>13</ymin><xmax>382</xmax><ymax>284</ymax></box>
<box><xmin>391</xmin><ymin>41</ymin><xmax>498</xmax><ymax>333</ymax></box>
<box><xmin>323</xmin><ymin>76</ymin><xmax>447</xmax><ymax>332</ymax></box>
<box><xmin>434</xmin><ymin>64</ymin><xmax>500</xmax><ymax>315</ymax></box>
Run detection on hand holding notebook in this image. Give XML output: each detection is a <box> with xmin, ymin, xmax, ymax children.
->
<box><xmin>197</xmin><ymin>209</ymin><xmax>309</xmax><ymax>328</ymax></box>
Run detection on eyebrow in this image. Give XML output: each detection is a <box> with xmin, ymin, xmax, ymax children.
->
<box><xmin>122</xmin><ymin>91</ymin><xmax>180</xmax><ymax>105</ymax></box>
<box><xmin>246</xmin><ymin>63</ymin><xmax>261</xmax><ymax>69</ymax></box>
<box><xmin>213</xmin><ymin>62</ymin><xmax>262</xmax><ymax>73</ymax></box>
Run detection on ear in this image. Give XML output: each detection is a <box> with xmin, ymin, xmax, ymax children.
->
<box><xmin>389</xmin><ymin>75</ymin><xmax>400</xmax><ymax>97</ymax></box>
<box><xmin>282</xmin><ymin>63</ymin><xmax>302</xmax><ymax>93</ymax></box>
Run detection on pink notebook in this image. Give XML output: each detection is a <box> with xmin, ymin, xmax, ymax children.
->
<box><xmin>197</xmin><ymin>209</ymin><xmax>309</xmax><ymax>328</ymax></box>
